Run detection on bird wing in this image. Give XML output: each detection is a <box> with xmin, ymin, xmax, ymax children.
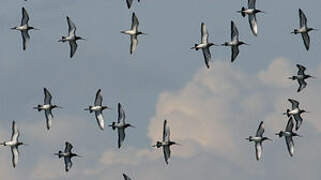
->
<box><xmin>301</xmin><ymin>32</ymin><xmax>310</xmax><ymax>51</ymax></box>
<box><xmin>293</xmin><ymin>114</ymin><xmax>303</xmax><ymax>131</ymax></box>
<box><xmin>11</xmin><ymin>121</ymin><xmax>19</xmax><ymax>142</ymax></box>
<box><xmin>69</xmin><ymin>41</ymin><xmax>78</xmax><ymax>58</ymax></box>
<box><xmin>126</xmin><ymin>0</ymin><xmax>133</xmax><ymax>9</ymax></box>
<box><xmin>44</xmin><ymin>88</ymin><xmax>52</xmax><ymax>105</ymax></box>
<box><xmin>297</xmin><ymin>79</ymin><xmax>307</xmax><ymax>92</ymax></box>
<box><xmin>288</xmin><ymin>99</ymin><xmax>299</xmax><ymax>109</ymax></box>
<box><xmin>118</xmin><ymin>103</ymin><xmax>126</xmax><ymax>124</ymax></box>
<box><xmin>11</xmin><ymin>146</ymin><xmax>19</xmax><ymax>168</ymax></box>
<box><xmin>21</xmin><ymin>31</ymin><xmax>30</xmax><ymax>51</ymax></box>
<box><xmin>201</xmin><ymin>22</ymin><xmax>208</xmax><ymax>44</ymax></box>
<box><xmin>286</xmin><ymin>117</ymin><xmax>294</xmax><ymax>132</ymax></box>
<box><xmin>248</xmin><ymin>0</ymin><xmax>256</xmax><ymax>9</ymax></box>
<box><xmin>123</xmin><ymin>174</ymin><xmax>132</xmax><ymax>180</ymax></box>
<box><xmin>163</xmin><ymin>145</ymin><xmax>170</xmax><ymax>164</ymax></box>
<box><xmin>248</xmin><ymin>14</ymin><xmax>258</xmax><ymax>36</ymax></box>
<box><xmin>118</xmin><ymin>128</ymin><xmax>125</xmax><ymax>148</ymax></box>
<box><xmin>45</xmin><ymin>109</ymin><xmax>53</xmax><ymax>130</ymax></box>
<box><xmin>231</xmin><ymin>21</ymin><xmax>239</xmax><ymax>41</ymax></box>
<box><xmin>94</xmin><ymin>89</ymin><xmax>103</xmax><ymax>106</ymax></box>
<box><xmin>256</xmin><ymin>121</ymin><xmax>264</xmax><ymax>137</ymax></box>
<box><xmin>64</xmin><ymin>157</ymin><xmax>72</xmax><ymax>172</ymax></box>
<box><xmin>21</xmin><ymin>7</ymin><xmax>29</xmax><ymax>26</ymax></box>
<box><xmin>64</xmin><ymin>142</ymin><xmax>73</xmax><ymax>153</ymax></box>
<box><xmin>131</xmin><ymin>12</ymin><xmax>139</xmax><ymax>31</ymax></box>
<box><xmin>255</xmin><ymin>142</ymin><xmax>262</xmax><ymax>160</ymax></box>
<box><xmin>296</xmin><ymin>64</ymin><xmax>306</xmax><ymax>75</ymax></box>
<box><xmin>130</xmin><ymin>35</ymin><xmax>138</xmax><ymax>55</ymax></box>
<box><xmin>299</xmin><ymin>9</ymin><xmax>307</xmax><ymax>28</ymax></box>
<box><xmin>163</xmin><ymin>120</ymin><xmax>170</xmax><ymax>142</ymax></box>
<box><xmin>66</xmin><ymin>16</ymin><xmax>76</xmax><ymax>35</ymax></box>
<box><xmin>285</xmin><ymin>136</ymin><xmax>294</xmax><ymax>157</ymax></box>
<box><xmin>202</xmin><ymin>47</ymin><xmax>211</xmax><ymax>69</ymax></box>
<box><xmin>95</xmin><ymin>111</ymin><xmax>104</xmax><ymax>130</ymax></box>
<box><xmin>231</xmin><ymin>46</ymin><xmax>240</xmax><ymax>63</ymax></box>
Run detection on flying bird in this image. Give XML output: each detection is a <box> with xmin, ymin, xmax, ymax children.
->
<box><xmin>153</xmin><ymin>120</ymin><xmax>180</xmax><ymax>164</ymax></box>
<box><xmin>289</xmin><ymin>64</ymin><xmax>315</xmax><ymax>92</ymax></box>
<box><xmin>55</xmin><ymin>142</ymin><xmax>81</xmax><ymax>172</ymax></box>
<box><xmin>283</xmin><ymin>99</ymin><xmax>308</xmax><ymax>131</ymax></box>
<box><xmin>33</xmin><ymin>88</ymin><xmax>62</xmax><ymax>130</ymax></box>
<box><xmin>123</xmin><ymin>173</ymin><xmax>132</xmax><ymax>180</ymax></box>
<box><xmin>276</xmin><ymin>117</ymin><xmax>302</xmax><ymax>157</ymax></box>
<box><xmin>58</xmin><ymin>16</ymin><xmax>85</xmax><ymax>58</ymax></box>
<box><xmin>109</xmin><ymin>103</ymin><xmax>135</xmax><ymax>148</ymax></box>
<box><xmin>246</xmin><ymin>121</ymin><xmax>271</xmax><ymax>160</ymax></box>
<box><xmin>222</xmin><ymin>21</ymin><xmax>249</xmax><ymax>63</ymax></box>
<box><xmin>191</xmin><ymin>22</ymin><xmax>217</xmax><ymax>69</ymax></box>
<box><xmin>121</xmin><ymin>12</ymin><xmax>146</xmax><ymax>55</ymax></box>
<box><xmin>291</xmin><ymin>9</ymin><xmax>318</xmax><ymax>50</ymax></box>
<box><xmin>11</xmin><ymin>7</ymin><xmax>39</xmax><ymax>51</ymax></box>
<box><xmin>125</xmin><ymin>0</ymin><xmax>140</xmax><ymax>9</ymax></box>
<box><xmin>237</xmin><ymin>0</ymin><xmax>265</xmax><ymax>36</ymax></box>
<box><xmin>0</xmin><ymin>121</ymin><xmax>26</xmax><ymax>168</ymax></box>
<box><xmin>84</xmin><ymin>89</ymin><xmax>110</xmax><ymax>130</ymax></box>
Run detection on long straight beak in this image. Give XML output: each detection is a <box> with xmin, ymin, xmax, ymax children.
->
<box><xmin>311</xmin><ymin>76</ymin><xmax>317</xmax><ymax>79</ymax></box>
<box><xmin>57</xmin><ymin>106</ymin><xmax>63</xmax><ymax>109</ymax></box>
<box><xmin>244</xmin><ymin>43</ymin><xmax>250</xmax><ymax>46</ymax></box>
<box><xmin>34</xmin><ymin>28</ymin><xmax>40</xmax><ymax>30</ymax></box>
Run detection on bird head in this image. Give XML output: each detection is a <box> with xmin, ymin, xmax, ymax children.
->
<box><xmin>275</xmin><ymin>131</ymin><xmax>284</xmax><ymax>137</ymax></box>
<box><xmin>221</xmin><ymin>42</ymin><xmax>229</xmax><ymax>46</ymax></box>
<box><xmin>152</xmin><ymin>141</ymin><xmax>162</xmax><ymax>148</ymax></box>
<box><xmin>245</xmin><ymin>136</ymin><xmax>252</xmax><ymax>141</ymax></box>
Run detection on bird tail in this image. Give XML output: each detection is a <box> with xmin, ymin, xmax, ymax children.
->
<box><xmin>109</xmin><ymin>122</ymin><xmax>116</xmax><ymax>130</ymax></box>
<box><xmin>241</xmin><ymin>7</ymin><xmax>246</xmax><ymax>17</ymax></box>
<box><xmin>191</xmin><ymin>44</ymin><xmax>199</xmax><ymax>51</ymax></box>
<box><xmin>288</xmin><ymin>76</ymin><xmax>296</xmax><ymax>80</ymax></box>
<box><xmin>84</xmin><ymin>106</ymin><xmax>93</xmax><ymax>113</ymax></box>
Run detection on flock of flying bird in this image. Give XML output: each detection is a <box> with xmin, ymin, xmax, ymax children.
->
<box><xmin>0</xmin><ymin>0</ymin><xmax>319</xmax><ymax>178</ymax></box>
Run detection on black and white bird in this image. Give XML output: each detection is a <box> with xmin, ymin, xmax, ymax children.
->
<box><xmin>222</xmin><ymin>21</ymin><xmax>249</xmax><ymax>63</ymax></box>
<box><xmin>109</xmin><ymin>103</ymin><xmax>135</xmax><ymax>148</ymax></box>
<box><xmin>246</xmin><ymin>121</ymin><xmax>271</xmax><ymax>160</ymax></box>
<box><xmin>121</xmin><ymin>12</ymin><xmax>146</xmax><ymax>55</ymax></box>
<box><xmin>55</xmin><ymin>142</ymin><xmax>81</xmax><ymax>172</ymax></box>
<box><xmin>276</xmin><ymin>117</ymin><xmax>302</xmax><ymax>157</ymax></box>
<box><xmin>84</xmin><ymin>89</ymin><xmax>110</xmax><ymax>130</ymax></box>
<box><xmin>191</xmin><ymin>22</ymin><xmax>217</xmax><ymax>69</ymax></box>
<box><xmin>33</xmin><ymin>88</ymin><xmax>62</xmax><ymax>130</ymax></box>
<box><xmin>125</xmin><ymin>0</ymin><xmax>140</xmax><ymax>9</ymax></box>
<box><xmin>0</xmin><ymin>121</ymin><xmax>26</xmax><ymax>168</ymax></box>
<box><xmin>58</xmin><ymin>16</ymin><xmax>85</xmax><ymax>58</ymax></box>
<box><xmin>289</xmin><ymin>64</ymin><xmax>315</xmax><ymax>92</ymax></box>
<box><xmin>123</xmin><ymin>173</ymin><xmax>132</xmax><ymax>180</ymax></box>
<box><xmin>237</xmin><ymin>0</ymin><xmax>265</xmax><ymax>36</ymax></box>
<box><xmin>153</xmin><ymin>120</ymin><xmax>180</xmax><ymax>164</ymax></box>
<box><xmin>11</xmin><ymin>7</ymin><xmax>39</xmax><ymax>51</ymax></box>
<box><xmin>283</xmin><ymin>99</ymin><xmax>308</xmax><ymax>131</ymax></box>
<box><xmin>291</xmin><ymin>9</ymin><xmax>318</xmax><ymax>51</ymax></box>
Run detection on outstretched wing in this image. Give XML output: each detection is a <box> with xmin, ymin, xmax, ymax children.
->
<box><xmin>126</xmin><ymin>0</ymin><xmax>133</xmax><ymax>9</ymax></box>
<box><xmin>64</xmin><ymin>157</ymin><xmax>72</xmax><ymax>172</ymax></box>
<box><xmin>66</xmin><ymin>16</ymin><xmax>76</xmax><ymax>35</ymax></box>
<box><xmin>45</xmin><ymin>109</ymin><xmax>53</xmax><ymax>130</ymax></box>
<box><xmin>130</xmin><ymin>35</ymin><xmax>138</xmax><ymax>55</ymax></box>
<box><xmin>118</xmin><ymin>128</ymin><xmax>125</xmax><ymax>148</ymax></box>
<box><xmin>296</xmin><ymin>64</ymin><xmax>306</xmax><ymax>75</ymax></box>
<box><xmin>285</xmin><ymin>136</ymin><xmax>294</xmax><ymax>157</ymax></box>
<box><xmin>131</xmin><ymin>12</ymin><xmax>139</xmax><ymax>31</ymax></box>
<box><xmin>44</xmin><ymin>88</ymin><xmax>52</xmax><ymax>105</ymax></box>
<box><xmin>248</xmin><ymin>14</ymin><xmax>258</xmax><ymax>36</ymax></box>
<box><xmin>297</xmin><ymin>79</ymin><xmax>307</xmax><ymax>92</ymax></box>
<box><xmin>285</xmin><ymin>117</ymin><xmax>294</xmax><ymax>132</ymax></box>
<box><xmin>11</xmin><ymin>146</ymin><xmax>19</xmax><ymax>168</ymax></box>
<box><xmin>293</xmin><ymin>114</ymin><xmax>303</xmax><ymax>131</ymax></box>
<box><xmin>256</xmin><ymin>121</ymin><xmax>264</xmax><ymax>137</ymax></box>
<box><xmin>64</xmin><ymin>142</ymin><xmax>73</xmax><ymax>153</ymax></box>
<box><xmin>94</xmin><ymin>89</ymin><xmax>103</xmax><ymax>106</ymax></box>
<box><xmin>123</xmin><ymin>174</ymin><xmax>132</xmax><ymax>180</ymax></box>
<box><xmin>95</xmin><ymin>111</ymin><xmax>104</xmax><ymax>130</ymax></box>
<box><xmin>21</xmin><ymin>7</ymin><xmax>30</xmax><ymax>26</ymax></box>
<box><xmin>301</xmin><ymin>32</ymin><xmax>310</xmax><ymax>51</ymax></box>
<box><xmin>202</xmin><ymin>47</ymin><xmax>211</xmax><ymax>69</ymax></box>
<box><xmin>248</xmin><ymin>0</ymin><xmax>256</xmax><ymax>9</ymax></box>
<box><xmin>231</xmin><ymin>46</ymin><xmax>240</xmax><ymax>63</ymax></box>
<box><xmin>69</xmin><ymin>41</ymin><xmax>78</xmax><ymax>58</ymax></box>
<box><xmin>21</xmin><ymin>31</ymin><xmax>30</xmax><ymax>51</ymax></box>
<box><xmin>201</xmin><ymin>22</ymin><xmax>208</xmax><ymax>44</ymax></box>
<box><xmin>299</xmin><ymin>9</ymin><xmax>307</xmax><ymax>28</ymax></box>
<box><xmin>255</xmin><ymin>142</ymin><xmax>262</xmax><ymax>160</ymax></box>
<box><xmin>163</xmin><ymin>145</ymin><xmax>171</xmax><ymax>164</ymax></box>
<box><xmin>118</xmin><ymin>103</ymin><xmax>126</xmax><ymax>124</ymax></box>
<box><xmin>11</xmin><ymin>121</ymin><xmax>19</xmax><ymax>142</ymax></box>
<box><xmin>231</xmin><ymin>21</ymin><xmax>239</xmax><ymax>42</ymax></box>
<box><xmin>288</xmin><ymin>99</ymin><xmax>299</xmax><ymax>109</ymax></box>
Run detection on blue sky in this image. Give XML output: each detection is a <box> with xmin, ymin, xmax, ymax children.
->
<box><xmin>0</xmin><ymin>0</ymin><xmax>321</xmax><ymax>179</ymax></box>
